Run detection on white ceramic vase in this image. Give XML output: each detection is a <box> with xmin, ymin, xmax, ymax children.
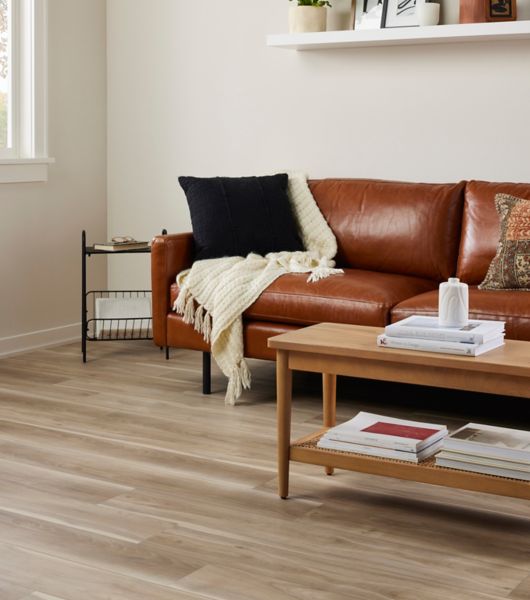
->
<box><xmin>417</xmin><ymin>1</ymin><xmax>441</xmax><ymax>25</ymax></box>
<box><xmin>440</xmin><ymin>0</ymin><xmax>460</xmax><ymax>24</ymax></box>
<box><xmin>289</xmin><ymin>6</ymin><xmax>327</xmax><ymax>33</ymax></box>
<box><xmin>438</xmin><ymin>278</ymin><xmax>469</xmax><ymax>328</ymax></box>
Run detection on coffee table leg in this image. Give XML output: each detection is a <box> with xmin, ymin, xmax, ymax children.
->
<box><xmin>277</xmin><ymin>349</ymin><xmax>292</xmax><ymax>499</ymax></box>
<box><xmin>323</xmin><ymin>373</ymin><xmax>337</xmax><ymax>476</ymax></box>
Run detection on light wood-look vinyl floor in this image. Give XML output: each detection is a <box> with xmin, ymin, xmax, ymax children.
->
<box><xmin>1</xmin><ymin>340</ymin><xmax>530</xmax><ymax>600</ymax></box>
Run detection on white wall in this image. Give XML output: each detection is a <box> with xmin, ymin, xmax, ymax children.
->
<box><xmin>0</xmin><ymin>0</ymin><xmax>107</xmax><ymax>355</ymax></box>
<box><xmin>107</xmin><ymin>0</ymin><xmax>530</xmax><ymax>290</ymax></box>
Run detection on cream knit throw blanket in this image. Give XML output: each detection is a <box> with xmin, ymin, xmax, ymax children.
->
<box><xmin>174</xmin><ymin>172</ymin><xmax>343</xmax><ymax>405</ymax></box>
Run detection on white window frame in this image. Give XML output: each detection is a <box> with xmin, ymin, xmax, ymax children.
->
<box><xmin>0</xmin><ymin>0</ymin><xmax>53</xmax><ymax>183</ymax></box>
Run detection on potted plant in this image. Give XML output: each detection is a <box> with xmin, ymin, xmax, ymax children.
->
<box><xmin>289</xmin><ymin>0</ymin><xmax>332</xmax><ymax>33</ymax></box>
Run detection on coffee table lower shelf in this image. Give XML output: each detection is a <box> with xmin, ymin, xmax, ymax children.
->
<box><xmin>292</xmin><ymin>430</ymin><xmax>530</xmax><ymax>501</ymax></box>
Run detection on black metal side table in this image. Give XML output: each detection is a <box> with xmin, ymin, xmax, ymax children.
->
<box><xmin>81</xmin><ymin>229</ymin><xmax>166</xmax><ymax>362</ymax></box>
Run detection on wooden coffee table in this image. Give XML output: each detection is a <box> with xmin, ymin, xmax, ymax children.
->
<box><xmin>268</xmin><ymin>323</ymin><xmax>530</xmax><ymax>500</ymax></box>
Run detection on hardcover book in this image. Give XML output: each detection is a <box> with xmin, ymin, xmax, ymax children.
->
<box><xmin>443</xmin><ymin>423</ymin><xmax>530</xmax><ymax>462</ymax></box>
<box><xmin>321</xmin><ymin>411</ymin><xmax>447</xmax><ymax>452</ymax></box>
<box><xmin>384</xmin><ymin>315</ymin><xmax>505</xmax><ymax>344</ymax></box>
<box><xmin>377</xmin><ymin>334</ymin><xmax>505</xmax><ymax>357</ymax></box>
<box><xmin>318</xmin><ymin>437</ymin><xmax>444</xmax><ymax>463</ymax></box>
<box><xmin>435</xmin><ymin>458</ymin><xmax>530</xmax><ymax>481</ymax></box>
<box><xmin>94</xmin><ymin>241</ymin><xmax>149</xmax><ymax>251</ymax></box>
<box><xmin>362</xmin><ymin>422</ymin><xmax>440</xmax><ymax>441</ymax></box>
<box><xmin>436</xmin><ymin>450</ymin><xmax>530</xmax><ymax>472</ymax></box>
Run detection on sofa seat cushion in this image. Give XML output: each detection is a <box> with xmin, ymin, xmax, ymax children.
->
<box><xmin>391</xmin><ymin>288</ymin><xmax>530</xmax><ymax>341</ymax></box>
<box><xmin>243</xmin><ymin>269</ymin><xmax>437</xmax><ymax>328</ymax></box>
<box><xmin>170</xmin><ymin>270</ymin><xmax>436</xmax><ymax>329</ymax></box>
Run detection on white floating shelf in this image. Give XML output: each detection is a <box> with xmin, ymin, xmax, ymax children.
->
<box><xmin>267</xmin><ymin>20</ymin><xmax>530</xmax><ymax>50</ymax></box>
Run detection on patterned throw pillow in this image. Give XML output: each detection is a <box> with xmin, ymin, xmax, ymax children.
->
<box><xmin>479</xmin><ymin>193</ymin><xmax>530</xmax><ymax>291</ymax></box>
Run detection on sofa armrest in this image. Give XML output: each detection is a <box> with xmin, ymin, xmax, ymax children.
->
<box><xmin>151</xmin><ymin>232</ymin><xmax>194</xmax><ymax>347</ymax></box>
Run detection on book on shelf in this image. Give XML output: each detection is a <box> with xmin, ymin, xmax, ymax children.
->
<box><xmin>436</xmin><ymin>450</ymin><xmax>530</xmax><ymax>472</ymax></box>
<box><xmin>319</xmin><ymin>411</ymin><xmax>447</xmax><ymax>452</ymax></box>
<box><xmin>317</xmin><ymin>437</ymin><xmax>444</xmax><ymax>463</ymax></box>
<box><xmin>94</xmin><ymin>240</ymin><xmax>150</xmax><ymax>251</ymax></box>
<box><xmin>377</xmin><ymin>333</ymin><xmax>505</xmax><ymax>356</ymax></box>
<box><xmin>316</xmin><ymin>411</ymin><xmax>447</xmax><ymax>462</ymax></box>
<box><xmin>384</xmin><ymin>315</ymin><xmax>505</xmax><ymax>344</ymax></box>
<box><xmin>442</xmin><ymin>423</ymin><xmax>530</xmax><ymax>462</ymax></box>
<box><xmin>436</xmin><ymin>423</ymin><xmax>530</xmax><ymax>480</ymax></box>
<box><xmin>435</xmin><ymin>457</ymin><xmax>530</xmax><ymax>481</ymax></box>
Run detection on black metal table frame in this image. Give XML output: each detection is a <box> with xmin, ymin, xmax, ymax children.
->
<box><xmin>81</xmin><ymin>230</ymin><xmax>212</xmax><ymax>395</ymax></box>
<box><xmin>81</xmin><ymin>230</ymin><xmax>163</xmax><ymax>362</ymax></box>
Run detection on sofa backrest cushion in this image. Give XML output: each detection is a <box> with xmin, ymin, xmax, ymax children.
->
<box><xmin>309</xmin><ymin>179</ymin><xmax>465</xmax><ymax>282</ymax></box>
<box><xmin>457</xmin><ymin>181</ymin><xmax>530</xmax><ymax>285</ymax></box>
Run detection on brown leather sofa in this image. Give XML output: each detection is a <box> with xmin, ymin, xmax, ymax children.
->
<box><xmin>151</xmin><ymin>179</ymin><xmax>530</xmax><ymax>393</ymax></box>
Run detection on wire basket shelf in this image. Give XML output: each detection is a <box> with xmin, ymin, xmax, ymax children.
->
<box><xmin>85</xmin><ymin>290</ymin><xmax>153</xmax><ymax>341</ymax></box>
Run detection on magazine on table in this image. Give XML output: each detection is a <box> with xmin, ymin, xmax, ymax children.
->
<box><xmin>435</xmin><ymin>458</ymin><xmax>530</xmax><ymax>481</ymax></box>
<box><xmin>436</xmin><ymin>450</ymin><xmax>530</xmax><ymax>472</ymax></box>
<box><xmin>377</xmin><ymin>334</ymin><xmax>505</xmax><ymax>357</ymax></box>
<box><xmin>443</xmin><ymin>423</ymin><xmax>530</xmax><ymax>462</ymax></box>
<box><xmin>317</xmin><ymin>437</ymin><xmax>444</xmax><ymax>463</ymax></box>
<box><xmin>320</xmin><ymin>411</ymin><xmax>447</xmax><ymax>453</ymax></box>
<box><xmin>384</xmin><ymin>315</ymin><xmax>505</xmax><ymax>344</ymax></box>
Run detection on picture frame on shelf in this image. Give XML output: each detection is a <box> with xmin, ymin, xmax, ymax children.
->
<box><xmin>460</xmin><ymin>0</ymin><xmax>516</xmax><ymax>22</ymax></box>
<box><xmin>381</xmin><ymin>0</ymin><xmax>418</xmax><ymax>27</ymax></box>
<box><xmin>488</xmin><ymin>0</ymin><xmax>516</xmax><ymax>20</ymax></box>
<box><xmin>356</xmin><ymin>0</ymin><xmax>383</xmax><ymax>29</ymax></box>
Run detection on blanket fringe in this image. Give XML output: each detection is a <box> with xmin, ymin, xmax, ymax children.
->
<box><xmin>175</xmin><ymin>290</ymin><xmax>212</xmax><ymax>346</ymax></box>
<box><xmin>183</xmin><ymin>295</ymin><xmax>195</xmax><ymax>324</ymax></box>
<box><xmin>194</xmin><ymin>305</ymin><xmax>204</xmax><ymax>333</ymax></box>
<box><xmin>307</xmin><ymin>267</ymin><xmax>343</xmax><ymax>283</ymax></box>
<box><xmin>203</xmin><ymin>311</ymin><xmax>212</xmax><ymax>344</ymax></box>
<box><xmin>174</xmin><ymin>288</ymin><xmax>189</xmax><ymax>314</ymax></box>
<box><xmin>225</xmin><ymin>359</ymin><xmax>251</xmax><ymax>406</ymax></box>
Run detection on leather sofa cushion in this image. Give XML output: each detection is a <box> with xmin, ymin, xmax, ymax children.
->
<box><xmin>309</xmin><ymin>179</ymin><xmax>465</xmax><ymax>282</ymax></box>
<box><xmin>457</xmin><ymin>181</ymin><xmax>530</xmax><ymax>285</ymax></box>
<box><xmin>170</xmin><ymin>271</ymin><xmax>435</xmax><ymax>329</ymax></box>
<box><xmin>391</xmin><ymin>288</ymin><xmax>530</xmax><ymax>341</ymax></box>
<box><xmin>243</xmin><ymin>270</ymin><xmax>437</xmax><ymax>328</ymax></box>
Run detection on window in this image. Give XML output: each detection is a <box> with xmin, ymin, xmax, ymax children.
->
<box><xmin>0</xmin><ymin>0</ymin><xmax>10</xmax><ymax>152</ymax></box>
<box><xmin>0</xmin><ymin>0</ymin><xmax>52</xmax><ymax>183</ymax></box>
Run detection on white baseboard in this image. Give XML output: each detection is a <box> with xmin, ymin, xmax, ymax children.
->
<box><xmin>0</xmin><ymin>323</ymin><xmax>81</xmax><ymax>358</ymax></box>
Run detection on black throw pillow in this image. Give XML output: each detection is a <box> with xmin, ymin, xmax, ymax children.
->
<box><xmin>178</xmin><ymin>174</ymin><xmax>304</xmax><ymax>261</ymax></box>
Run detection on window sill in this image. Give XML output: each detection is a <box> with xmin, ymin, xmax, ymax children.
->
<box><xmin>0</xmin><ymin>158</ymin><xmax>55</xmax><ymax>183</ymax></box>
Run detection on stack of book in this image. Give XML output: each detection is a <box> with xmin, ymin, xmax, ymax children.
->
<box><xmin>94</xmin><ymin>240</ymin><xmax>149</xmax><ymax>251</ymax></box>
<box><xmin>317</xmin><ymin>411</ymin><xmax>448</xmax><ymax>463</ymax></box>
<box><xmin>377</xmin><ymin>315</ymin><xmax>505</xmax><ymax>356</ymax></box>
<box><xmin>436</xmin><ymin>423</ymin><xmax>530</xmax><ymax>481</ymax></box>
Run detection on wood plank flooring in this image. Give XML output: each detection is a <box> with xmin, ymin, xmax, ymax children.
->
<box><xmin>1</xmin><ymin>340</ymin><xmax>530</xmax><ymax>599</ymax></box>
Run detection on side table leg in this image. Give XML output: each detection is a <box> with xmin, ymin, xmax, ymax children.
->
<box><xmin>323</xmin><ymin>373</ymin><xmax>337</xmax><ymax>476</ymax></box>
<box><xmin>277</xmin><ymin>349</ymin><xmax>292</xmax><ymax>499</ymax></box>
<box><xmin>81</xmin><ymin>230</ymin><xmax>87</xmax><ymax>363</ymax></box>
<box><xmin>202</xmin><ymin>352</ymin><xmax>211</xmax><ymax>395</ymax></box>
